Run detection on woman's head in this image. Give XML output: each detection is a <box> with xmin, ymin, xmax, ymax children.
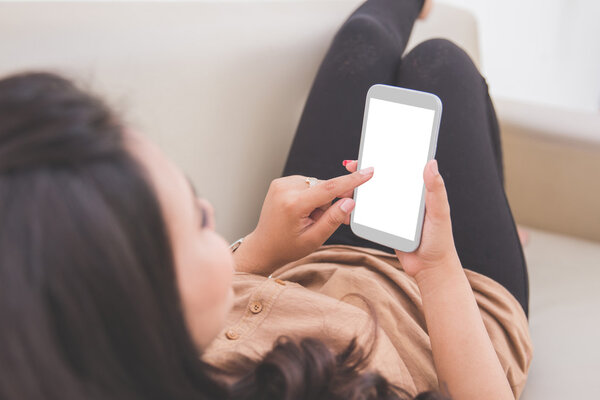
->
<box><xmin>0</xmin><ymin>71</ymin><xmax>232</xmax><ymax>398</ymax></box>
<box><xmin>0</xmin><ymin>71</ymin><xmax>448</xmax><ymax>400</ymax></box>
<box><xmin>125</xmin><ymin>122</ymin><xmax>235</xmax><ymax>351</ymax></box>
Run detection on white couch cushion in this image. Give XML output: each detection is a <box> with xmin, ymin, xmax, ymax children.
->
<box><xmin>0</xmin><ymin>0</ymin><xmax>480</xmax><ymax>242</ymax></box>
<box><xmin>520</xmin><ymin>227</ymin><xmax>600</xmax><ymax>399</ymax></box>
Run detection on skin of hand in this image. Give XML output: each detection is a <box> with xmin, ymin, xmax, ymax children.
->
<box><xmin>233</xmin><ymin>167</ymin><xmax>374</xmax><ymax>275</ymax></box>
<box><xmin>344</xmin><ymin>158</ymin><xmax>460</xmax><ymax>279</ymax></box>
<box><xmin>346</xmin><ymin>159</ymin><xmax>515</xmax><ymax>400</ymax></box>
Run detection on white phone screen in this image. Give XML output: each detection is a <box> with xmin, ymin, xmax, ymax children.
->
<box><xmin>353</xmin><ymin>97</ymin><xmax>435</xmax><ymax>241</ymax></box>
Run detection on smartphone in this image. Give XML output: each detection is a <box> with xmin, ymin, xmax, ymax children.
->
<box><xmin>350</xmin><ymin>84</ymin><xmax>442</xmax><ymax>252</ymax></box>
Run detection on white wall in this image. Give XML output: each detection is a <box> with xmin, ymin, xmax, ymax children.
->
<box><xmin>442</xmin><ymin>0</ymin><xmax>600</xmax><ymax>113</ymax></box>
<box><xmin>6</xmin><ymin>0</ymin><xmax>600</xmax><ymax>112</ymax></box>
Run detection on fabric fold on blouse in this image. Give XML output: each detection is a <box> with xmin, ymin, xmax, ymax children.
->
<box><xmin>203</xmin><ymin>244</ymin><xmax>533</xmax><ymax>399</ymax></box>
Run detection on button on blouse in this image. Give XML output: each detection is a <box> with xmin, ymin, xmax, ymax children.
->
<box><xmin>204</xmin><ymin>244</ymin><xmax>532</xmax><ymax>398</ymax></box>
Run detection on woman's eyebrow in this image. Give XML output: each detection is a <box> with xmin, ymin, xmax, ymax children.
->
<box><xmin>183</xmin><ymin>173</ymin><xmax>215</xmax><ymax>225</ymax></box>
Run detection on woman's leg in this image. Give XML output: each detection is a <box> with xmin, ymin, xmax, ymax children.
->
<box><xmin>282</xmin><ymin>0</ymin><xmax>425</xmax><ymax>256</ymax></box>
<box><xmin>281</xmin><ymin>2</ymin><xmax>528</xmax><ymax>314</ymax></box>
<box><xmin>394</xmin><ymin>39</ymin><xmax>528</xmax><ymax>315</ymax></box>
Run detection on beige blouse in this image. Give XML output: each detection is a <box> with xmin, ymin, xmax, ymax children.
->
<box><xmin>203</xmin><ymin>244</ymin><xmax>533</xmax><ymax>399</ymax></box>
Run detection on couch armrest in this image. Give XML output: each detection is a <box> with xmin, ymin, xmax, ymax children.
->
<box><xmin>495</xmin><ymin>98</ymin><xmax>600</xmax><ymax>242</ymax></box>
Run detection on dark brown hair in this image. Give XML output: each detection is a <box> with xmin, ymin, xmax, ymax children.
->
<box><xmin>0</xmin><ymin>72</ymin><xmax>448</xmax><ymax>400</ymax></box>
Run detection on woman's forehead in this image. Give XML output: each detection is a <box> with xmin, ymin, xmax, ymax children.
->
<box><xmin>124</xmin><ymin>130</ymin><xmax>191</xmax><ymax>217</ymax></box>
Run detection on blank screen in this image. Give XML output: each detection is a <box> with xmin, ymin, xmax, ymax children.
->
<box><xmin>353</xmin><ymin>97</ymin><xmax>435</xmax><ymax>241</ymax></box>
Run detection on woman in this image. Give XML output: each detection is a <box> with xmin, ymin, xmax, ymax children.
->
<box><xmin>0</xmin><ymin>0</ymin><xmax>531</xmax><ymax>399</ymax></box>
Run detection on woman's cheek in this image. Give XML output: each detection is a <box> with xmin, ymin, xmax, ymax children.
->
<box><xmin>203</xmin><ymin>232</ymin><xmax>235</xmax><ymax>304</ymax></box>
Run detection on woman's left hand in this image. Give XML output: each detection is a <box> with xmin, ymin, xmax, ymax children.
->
<box><xmin>233</xmin><ymin>165</ymin><xmax>374</xmax><ymax>275</ymax></box>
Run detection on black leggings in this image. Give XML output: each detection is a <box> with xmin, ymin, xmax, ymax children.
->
<box><xmin>280</xmin><ymin>0</ymin><xmax>529</xmax><ymax>317</ymax></box>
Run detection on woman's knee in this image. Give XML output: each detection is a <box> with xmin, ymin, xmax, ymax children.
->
<box><xmin>331</xmin><ymin>15</ymin><xmax>403</xmax><ymax>75</ymax></box>
<box><xmin>399</xmin><ymin>38</ymin><xmax>483</xmax><ymax>89</ymax></box>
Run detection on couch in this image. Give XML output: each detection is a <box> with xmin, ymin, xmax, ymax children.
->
<box><xmin>1</xmin><ymin>1</ymin><xmax>599</xmax><ymax>398</ymax></box>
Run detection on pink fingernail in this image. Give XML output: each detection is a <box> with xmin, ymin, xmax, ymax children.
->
<box><xmin>358</xmin><ymin>166</ymin><xmax>374</xmax><ymax>175</ymax></box>
<box><xmin>340</xmin><ymin>198</ymin><xmax>355</xmax><ymax>212</ymax></box>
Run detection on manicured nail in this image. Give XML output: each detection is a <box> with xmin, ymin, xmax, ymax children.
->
<box><xmin>342</xmin><ymin>159</ymin><xmax>352</xmax><ymax>167</ymax></box>
<box><xmin>339</xmin><ymin>198</ymin><xmax>355</xmax><ymax>212</ymax></box>
<box><xmin>358</xmin><ymin>166</ymin><xmax>374</xmax><ymax>176</ymax></box>
<box><xmin>430</xmin><ymin>160</ymin><xmax>439</xmax><ymax>176</ymax></box>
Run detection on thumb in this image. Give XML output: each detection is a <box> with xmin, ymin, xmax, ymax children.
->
<box><xmin>309</xmin><ymin>198</ymin><xmax>355</xmax><ymax>242</ymax></box>
<box><xmin>423</xmin><ymin>159</ymin><xmax>451</xmax><ymax>222</ymax></box>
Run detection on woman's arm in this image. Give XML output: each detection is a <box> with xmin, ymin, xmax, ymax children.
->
<box><xmin>415</xmin><ymin>257</ymin><xmax>514</xmax><ymax>400</ymax></box>
<box><xmin>403</xmin><ymin>160</ymin><xmax>513</xmax><ymax>400</ymax></box>
<box><xmin>345</xmin><ymin>159</ymin><xmax>514</xmax><ymax>400</ymax></box>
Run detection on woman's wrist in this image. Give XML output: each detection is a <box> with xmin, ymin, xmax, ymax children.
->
<box><xmin>232</xmin><ymin>231</ymin><xmax>275</xmax><ymax>275</ymax></box>
<box><xmin>413</xmin><ymin>252</ymin><xmax>463</xmax><ymax>289</ymax></box>
<box><xmin>232</xmin><ymin>231</ymin><xmax>257</xmax><ymax>273</ymax></box>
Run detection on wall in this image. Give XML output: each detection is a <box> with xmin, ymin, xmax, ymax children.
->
<box><xmin>442</xmin><ymin>0</ymin><xmax>600</xmax><ymax>113</ymax></box>
<box><xmin>8</xmin><ymin>0</ymin><xmax>600</xmax><ymax>113</ymax></box>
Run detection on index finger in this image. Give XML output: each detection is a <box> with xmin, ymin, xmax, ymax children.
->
<box><xmin>299</xmin><ymin>167</ymin><xmax>374</xmax><ymax>211</ymax></box>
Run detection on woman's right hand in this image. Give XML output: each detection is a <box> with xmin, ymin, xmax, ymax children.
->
<box><xmin>344</xmin><ymin>159</ymin><xmax>461</xmax><ymax>278</ymax></box>
<box><xmin>347</xmin><ymin>159</ymin><xmax>517</xmax><ymax>400</ymax></box>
